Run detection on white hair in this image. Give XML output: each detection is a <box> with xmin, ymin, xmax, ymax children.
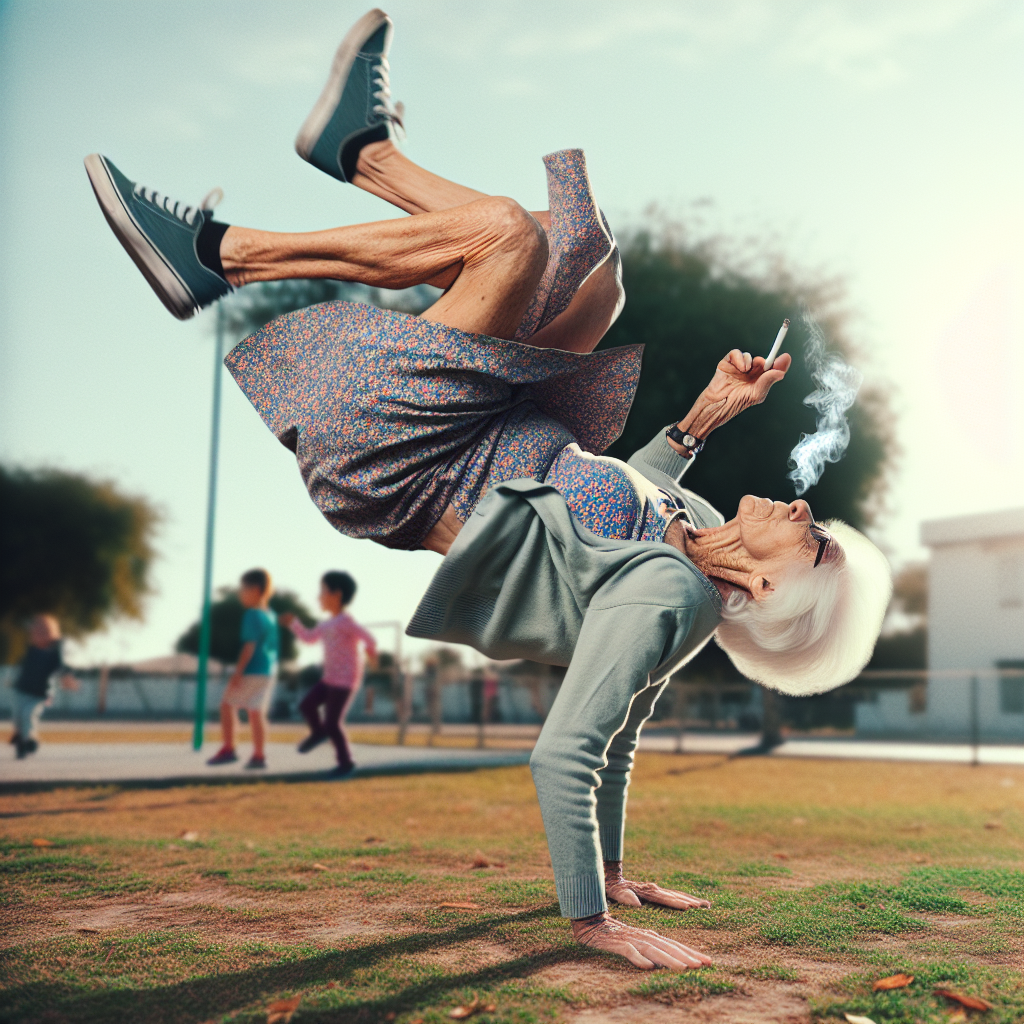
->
<box><xmin>715</xmin><ymin>520</ymin><xmax>892</xmax><ymax>696</ymax></box>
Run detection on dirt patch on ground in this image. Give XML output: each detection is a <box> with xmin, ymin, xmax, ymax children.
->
<box><xmin>567</xmin><ymin>984</ymin><xmax>811</xmax><ymax>1024</ymax></box>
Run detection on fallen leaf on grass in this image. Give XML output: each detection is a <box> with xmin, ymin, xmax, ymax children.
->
<box><xmin>77</xmin><ymin>927</ymin><xmax>101</xmax><ymax>934</ymax></box>
<box><xmin>409</xmin><ymin>1019</ymin><xmax>424</xmax><ymax>1024</ymax></box>
<box><xmin>470</xmin><ymin>850</ymin><xmax>505</xmax><ymax>869</ymax></box>
<box><xmin>934</xmin><ymin>988</ymin><xmax>993</xmax><ymax>1011</ymax></box>
<box><xmin>983</xmin><ymin>821</ymin><xmax>1002</xmax><ymax>830</ymax></box>
<box><xmin>771</xmin><ymin>852</ymin><xmax>789</xmax><ymax>860</ymax></box>
<box><xmin>267</xmin><ymin>995</ymin><xmax>301</xmax><ymax>1023</ymax></box>
<box><xmin>438</xmin><ymin>902</ymin><xmax>482</xmax><ymax>910</ymax></box>
<box><xmin>449</xmin><ymin>996</ymin><xmax>496</xmax><ymax>1019</ymax></box>
<box><xmin>791</xmin><ymin>816</ymin><xmax>807</xmax><ymax>825</ymax></box>
<box><xmin>843</xmin><ymin>1015</ymin><xmax>878</xmax><ymax>1024</ymax></box>
<box><xmin>310</xmin><ymin>863</ymin><xmax>329</xmax><ymax>872</ymax></box>
<box><xmin>326</xmin><ymin>982</ymin><xmax>337</xmax><ymax>989</ymax></box>
<box><xmin>363</xmin><ymin>835</ymin><xmax>382</xmax><ymax>844</ymax></box>
<box><xmin>31</xmin><ymin>838</ymin><xmax>54</xmax><ymax>847</ymax></box>
<box><xmin>873</xmin><ymin>973</ymin><xmax>914</xmax><ymax>991</ymax></box>
<box><xmin>179</xmin><ymin>830</ymin><xmax>199</xmax><ymax>842</ymax></box>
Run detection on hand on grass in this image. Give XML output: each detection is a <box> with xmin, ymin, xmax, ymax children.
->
<box><xmin>604</xmin><ymin>862</ymin><xmax>711</xmax><ymax>910</ymax></box>
<box><xmin>572</xmin><ymin>912</ymin><xmax>712</xmax><ymax>970</ymax></box>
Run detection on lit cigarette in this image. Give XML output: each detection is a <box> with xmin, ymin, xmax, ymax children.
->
<box><xmin>764</xmin><ymin>319</ymin><xmax>790</xmax><ymax>370</ymax></box>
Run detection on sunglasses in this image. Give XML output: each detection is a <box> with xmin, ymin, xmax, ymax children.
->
<box><xmin>809</xmin><ymin>523</ymin><xmax>830</xmax><ymax>568</ymax></box>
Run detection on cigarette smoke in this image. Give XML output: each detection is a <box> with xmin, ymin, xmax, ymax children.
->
<box><xmin>787</xmin><ymin>312</ymin><xmax>863</xmax><ymax>496</ymax></box>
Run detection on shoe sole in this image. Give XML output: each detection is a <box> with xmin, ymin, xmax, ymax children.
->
<box><xmin>84</xmin><ymin>153</ymin><xmax>197</xmax><ymax>321</ymax></box>
<box><xmin>294</xmin><ymin>8</ymin><xmax>392</xmax><ymax>166</ymax></box>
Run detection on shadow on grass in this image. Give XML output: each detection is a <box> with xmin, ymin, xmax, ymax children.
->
<box><xmin>0</xmin><ymin>757</ymin><xmax>532</xmax><ymax>797</ymax></box>
<box><xmin>3</xmin><ymin>906</ymin><xmax>576</xmax><ymax>1024</ymax></box>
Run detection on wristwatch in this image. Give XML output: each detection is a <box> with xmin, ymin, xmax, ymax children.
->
<box><xmin>666</xmin><ymin>424</ymin><xmax>705</xmax><ymax>455</ymax></box>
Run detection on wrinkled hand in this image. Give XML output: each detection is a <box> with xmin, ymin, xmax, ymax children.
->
<box><xmin>690</xmin><ymin>349</ymin><xmax>792</xmax><ymax>436</ymax></box>
<box><xmin>573</xmin><ymin>912</ymin><xmax>712</xmax><ymax>970</ymax></box>
<box><xmin>606</xmin><ymin>876</ymin><xmax>711</xmax><ymax>911</ymax></box>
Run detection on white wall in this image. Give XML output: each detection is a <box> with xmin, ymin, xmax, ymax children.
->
<box><xmin>928</xmin><ymin>536</ymin><xmax>1024</xmax><ymax>670</ymax></box>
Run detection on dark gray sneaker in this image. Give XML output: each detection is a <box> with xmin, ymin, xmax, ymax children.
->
<box><xmin>294</xmin><ymin>8</ymin><xmax>403</xmax><ymax>183</ymax></box>
<box><xmin>84</xmin><ymin>154</ymin><xmax>231</xmax><ymax>320</ymax></box>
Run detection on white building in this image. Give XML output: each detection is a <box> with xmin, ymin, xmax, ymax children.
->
<box><xmin>856</xmin><ymin>507</ymin><xmax>1024</xmax><ymax>740</ymax></box>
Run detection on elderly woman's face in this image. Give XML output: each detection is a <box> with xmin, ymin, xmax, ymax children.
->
<box><xmin>735</xmin><ymin>495</ymin><xmax>834</xmax><ymax>571</ymax></box>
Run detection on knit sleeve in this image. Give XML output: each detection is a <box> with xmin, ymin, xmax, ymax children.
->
<box><xmin>528</xmin><ymin>598</ymin><xmax>695</xmax><ymax>919</ymax></box>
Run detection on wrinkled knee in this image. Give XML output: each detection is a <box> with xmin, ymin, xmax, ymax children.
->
<box><xmin>484</xmin><ymin>196</ymin><xmax>549</xmax><ymax>271</ymax></box>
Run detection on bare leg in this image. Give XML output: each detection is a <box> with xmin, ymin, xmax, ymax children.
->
<box><xmin>220</xmin><ymin>196</ymin><xmax>548</xmax><ymax>340</ymax></box>
<box><xmin>249</xmin><ymin>710</ymin><xmax>266</xmax><ymax>760</ymax></box>
<box><xmin>219</xmin><ymin>703</ymin><xmax>235</xmax><ymax>751</ymax></box>
<box><xmin>351</xmin><ymin>141</ymin><xmax>617</xmax><ymax>353</ymax></box>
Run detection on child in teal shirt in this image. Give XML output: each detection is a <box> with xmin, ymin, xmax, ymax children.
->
<box><xmin>208</xmin><ymin>568</ymin><xmax>278</xmax><ymax>769</ymax></box>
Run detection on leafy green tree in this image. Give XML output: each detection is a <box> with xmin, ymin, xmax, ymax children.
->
<box><xmin>601</xmin><ymin>228</ymin><xmax>894</xmax><ymax>530</ymax></box>
<box><xmin>175</xmin><ymin>587</ymin><xmax>316</xmax><ymax>666</ymax></box>
<box><xmin>0</xmin><ymin>466</ymin><xmax>158</xmax><ymax>663</ymax></box>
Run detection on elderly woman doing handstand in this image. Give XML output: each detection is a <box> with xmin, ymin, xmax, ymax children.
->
<box><xmin>85</xmin><ymin>8</ymin><xmax>890</xmax><ymax>971</ymax></box>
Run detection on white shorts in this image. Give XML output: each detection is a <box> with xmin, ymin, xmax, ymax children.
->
<box><xmin>222</xmin><ymin>674</ymin><xmax>275</xmax><ymax>713</ymax></box>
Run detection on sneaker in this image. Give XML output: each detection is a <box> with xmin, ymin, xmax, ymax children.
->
<box><xmin>206</xmin><ymin>747</ymin><xmax>238</xmax><ymax>765</ymax></box>
<box><xmin>84</xmin><ymin>154</ymin><xmax>231</xmax><ymax>320</ymax></box>
<box><xmin>294</xmin><ymin>8</ymin><xmax>404</xmax><ymax>183</ymax></box>
<box><xmin>326</xmin><ymin>764</ymin><xmax>355</xmax><ymax>778</ymax></box>
<box><xmin>245</xmin><ymin>755</ymin><xmax>267</xmax><ymax>770</ymax></box>
<box><xmin>297</xmin><ymin>733</ymin><xmax>328</xmax><ymax>754</ymax></box>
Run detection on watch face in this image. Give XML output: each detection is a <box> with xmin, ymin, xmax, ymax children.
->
<box><xmin>683</xmin><ymin>434</ymin><xmax>698</xmax><ymax>448</ymax></box>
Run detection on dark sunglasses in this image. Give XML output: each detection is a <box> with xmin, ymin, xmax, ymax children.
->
<box><xmin>809</xmin><ymin>523</ymin><xmax>830</xmax><ymax>568</ymax></box>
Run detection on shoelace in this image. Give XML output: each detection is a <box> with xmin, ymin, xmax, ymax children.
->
<box><xmin>133</xmin><ymin>184</ymin><xmax>201</xmax><ymax>226</ymax></box>
<box><xmin>370</xmin><ymin>57</ymin><xmax>405</xmax><ymax>137</ymax></box>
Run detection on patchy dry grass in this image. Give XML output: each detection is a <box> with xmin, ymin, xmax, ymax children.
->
<box><xmin>0</xmin><ymin>754</ymin><xmax>1022</xmax><ymax>1023</ymax></box>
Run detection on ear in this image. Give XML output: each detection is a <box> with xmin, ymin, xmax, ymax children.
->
<box><xmin>748</xmin><ymin>574</ymin><xmax>775</xmax><ymax>603</ymax></box>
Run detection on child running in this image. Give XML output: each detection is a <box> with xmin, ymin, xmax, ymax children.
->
<box><xmin>281</xmin><ymin>571</ymin><xmax>377</xmax><ymax>778</ymax></box>
<box><xmin>10</xmin><ymin>615</ymin><xmax>78</xmax><ymax>759</ymax></box>
<box><xmin>207</xmin><ymin>568</ymin><xmax>279</xmax><ymax>770</ymax></box>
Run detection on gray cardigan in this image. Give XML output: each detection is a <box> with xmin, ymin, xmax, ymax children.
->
<box><xmin>407</xmin><ymin>429</ymin><xmax>724</xmax><ymax>918</ymax></box>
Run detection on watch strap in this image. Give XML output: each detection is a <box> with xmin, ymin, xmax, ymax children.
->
<box><xmin>666</xmin><ymin>424</ymin><xmax>705</xmax><ymax>454</ymax></box>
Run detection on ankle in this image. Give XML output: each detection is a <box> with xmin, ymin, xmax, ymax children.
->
<box><xmin>355</xmin><ymin>139</ymin><xmax>400</xmax><ymax>182</ymax></box>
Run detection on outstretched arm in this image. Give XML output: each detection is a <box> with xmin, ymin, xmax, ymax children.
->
<box><xmin>668</xmin><ymin>349</ymin><xmax>792</xmax><ymax>457</ymax></box>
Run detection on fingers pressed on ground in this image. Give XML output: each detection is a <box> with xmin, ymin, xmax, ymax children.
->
<box><xmin>619</xmin><ymin>942</ymin><xmax>657</xmax><ymax>969</ymax></box>
<box><xmin>636</xmin><ymin>939</ymin><xmax>697</xmax><ymax>970</ymax></box>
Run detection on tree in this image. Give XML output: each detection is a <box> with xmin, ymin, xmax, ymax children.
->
<box><xmin>600</xmin><ymin>227</ymin><xmax>894</xmax><ymax>530</ymax></box>
<box><xmin>175</xmin><ymin>587</ymin><xmax>316</xmax><ymax>666</ymax></box>
<box><xmin>0</xmin><ymin>466</ymin><xmax>158</xmax><ymax>663</ymax></box>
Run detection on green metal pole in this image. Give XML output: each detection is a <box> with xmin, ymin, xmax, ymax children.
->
<box><xmin>193</xmin><ymin>302</ymin><xmax>226</xmax><ymax>750</ymax></box>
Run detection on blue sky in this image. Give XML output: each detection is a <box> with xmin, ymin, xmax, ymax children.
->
<box><xmin>1</xmin><ymin>0</ymin><xmax>1022</xmax><ymax>666</ymax></box>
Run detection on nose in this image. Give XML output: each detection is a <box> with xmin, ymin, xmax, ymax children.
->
<box><xmin>788</xmin><ymin>500</ymin><xmax>814</xmax><ymax>523</ymax></box>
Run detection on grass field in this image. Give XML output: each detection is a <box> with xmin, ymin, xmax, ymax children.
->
<box><xmin>1</xmin><ymin>753</ymin><xmax>1022</xmax><ymax>1024</ymax></box>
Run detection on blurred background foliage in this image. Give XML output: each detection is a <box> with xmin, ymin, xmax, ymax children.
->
<box><xmin>175</xmin><ymin>587</ymin><xmax>316</xmax><ymax>666</ymax></box>
<box><xmin>599</xmin><ymin>223</ymin><xmax>895</xmax><ymax>532</ymax></box>
<box><xmin>0</xmin><ymin>466</ymin><xmax>159</xmax><ymax>663</ymax></box>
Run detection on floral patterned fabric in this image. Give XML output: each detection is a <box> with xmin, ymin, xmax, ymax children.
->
<box><xmin>225</xmin><ymin>148</ymin><xmax>643</xmax><ymax>550</ymax></box>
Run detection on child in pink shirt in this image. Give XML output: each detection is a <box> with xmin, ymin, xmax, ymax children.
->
<box><xmin>281</xmin><ymin>571</ymin><xmax>377</xmax><ymax>776</ymax></box>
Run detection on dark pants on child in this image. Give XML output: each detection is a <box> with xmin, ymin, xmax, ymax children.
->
<box><xmin>300</xmin><ymin>681</ymin><xmax>355</xmax><ymax>768</ymax></box>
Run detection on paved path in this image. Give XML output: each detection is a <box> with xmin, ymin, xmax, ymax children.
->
<box><xmin>1</xmin><ymin>741</ymin><xmax>530</xmax><ymax>789</ymax></box>
<box><xmin>641</xmin><ymin>733</ymin><xmax>1024</xmax><ymax>764</ymax></box>
<box><xmin>4</xmin><ymin>733</ymin><xmax>1022</xmax><ymax>789</ymax></box>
